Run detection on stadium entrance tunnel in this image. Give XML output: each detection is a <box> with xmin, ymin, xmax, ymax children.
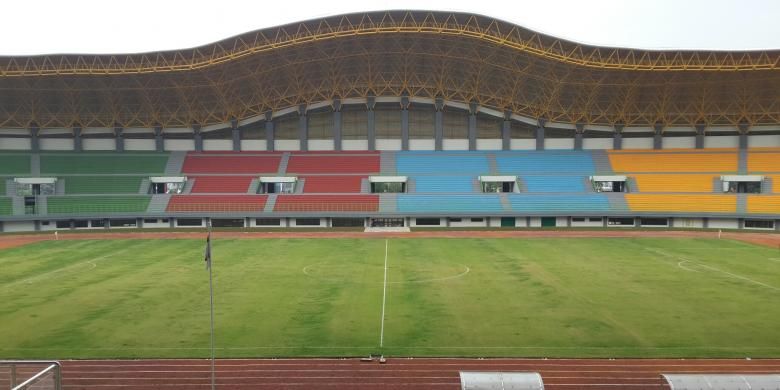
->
<box><xmin>662</xmin><ymin>374</ymin><xmax>780</xmax><ymax>390</ymax></box>
<box><xmin>460</xmin><ymin>372</ymin><xmax>544</xmax><ymax>390</ymax></box>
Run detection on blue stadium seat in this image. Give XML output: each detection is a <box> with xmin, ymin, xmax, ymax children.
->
<box><xmin>522</xmin><ymin>176</ymin><xmax>587</xmax><ymax>193</ymax></box>
<box><xmin>507</xmin><ymin>194</ymin><xmax>611</xmax><ymax>212</ymax></box>
<box><xmin>396</xmin><ymin>152</ymin><xmax>489</xmax><ymax>175</ymax></box>
<box><xmin>496</xmin><ymin>151</ymin><xmax>596</xmax><ymax>174</ymax></box>
<box><xmin>413</xmin><ymin>176</ymin><xmax>476</xmax><ymax>193</ymax></box>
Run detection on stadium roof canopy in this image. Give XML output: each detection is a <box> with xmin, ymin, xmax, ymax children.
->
<box><xmin>1</xmin><ymin>10</ymin><xmax>779</xmax><ymax>130</ymax></box>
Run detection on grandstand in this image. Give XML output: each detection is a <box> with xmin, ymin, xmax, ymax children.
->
<box><xmin>0</xmin><ymin>10</ymin><xmax>778</xmax><ymax>233</ymax></box>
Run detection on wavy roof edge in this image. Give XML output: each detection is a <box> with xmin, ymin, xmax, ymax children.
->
<box><xmin>1</xmin><ymin>9</ymin><xmax>779</xmax><ymax>75</ymax></box>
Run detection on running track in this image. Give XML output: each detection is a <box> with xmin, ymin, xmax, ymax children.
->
<box><xmin>6</xmin><ymin>358</ymin><xmax>775</xmax><ymax>389</ymax></box>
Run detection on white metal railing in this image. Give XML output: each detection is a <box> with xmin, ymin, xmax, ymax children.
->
<box><xmin>1</xmin><ymin>361</ymin><xmax>61</xmax><ymax>390</ymax></box>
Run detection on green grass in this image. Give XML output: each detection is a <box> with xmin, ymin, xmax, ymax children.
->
<box><xmin>0</xmin><ymin>154</ymin><xmax>30</xmax><ymax>175</ymax></box>
<box><xmin>1</xmin><ymin>237</ymin><xmax>779</xmax><ymax>359</ymax></box>
<box><xmin>46</xmin><ymin>196</ymin><xmax>150</xmax><ymax>214</ymax></box>
<box><xmin>40</xmin><ymin>154</ymin><xmax>168</xmax><ymax>174</ymax></box>
<box><xmin>63</xmin><ymin>176</ymin><xmax>144</xmax><ymax>194</ymax></box>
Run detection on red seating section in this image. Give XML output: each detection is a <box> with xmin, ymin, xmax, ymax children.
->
<box><xmin>191</xmin><ymin>176</ymin><xmax>254</xmax><ymax>193</ymax></box>
<box><xmin>274</xmin><ymin>195</ymin><xmax>378</xmax><ymax>212</ymax></box>
<box><xmin>167</xmin><ymin>195</ymin><xmax>267</xmax><ymax>212</ymax></box>
<box><xmin>286</xmin><ymin>154</ymin><xmax>380</xmax><ymax>174</ymax></box>
<box><xmin>302</xmin><ymin>176</ymin><xmax>364</xmax><ymax>193</ymax></box>
<box><xmin>183</xmin><ymin>154</ymin><xmax>281</xmax><ymax>174</ymax></box>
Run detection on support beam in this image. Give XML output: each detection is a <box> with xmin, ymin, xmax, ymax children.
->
<box><xmin>264</xmin><ymin>111</ymin><xmax>274</xmax><ymax>151</ymax></box>
<box><xmin>298</xmin><ymin>104</ymin><xmax>308</xmax><ymax>151</ymax></box>
<box><xmin>653</xmin><ymin>123</ymin><xmax>664</xmax><ymax>150</ymax></box>
<box><xmin>502</xmin><ymin>110</ymin><xmax>511</xmax><ymax>151</ymax></box>
<box><xmin>114</xmin><ymin>125</ymin><xmax>124</xmax><ymax>152</ymax></box>
<box><xmin>332</xmin><ymin>98</ymin><xmax>342</xmax><ymax>151</ymax></box>
<box><xmin>738</xmin><ymin>123</ymin><xmax>749</xmax><ymax>149</ymax></box>
<box><xmin>154</xmin><ymin>126</ymin><xmax>164</xmax><ymax>152</ymax></box>
<box><xmin>535</xmin><ymin>118</ymin><xmax>546</xmax><ymax>150</ymax></box>
<box><xmin>468</xmin><ymin>102</ymin><xmax>478</xmax><ymax>151</ymax></box>
<box><xmin>434</xmin><ymin>97</ymin><xmax>444</xmax><ymax>151</ymax></box>
<box><xmin>193</xmin><ymin>124</ymin><xmax>203</xmax><ymax>152</ymax></box>
<box><xmin>231</xmin><ymin>118</ymin><xmax>240</xmax><ymax>151</ymax></box>
<box><xmin>73</xmin><ymin>126</ymin><xmax>82</xmax><ymax>152</ymax></box>
<box><xmin>613</xmin><ymin>124</ymin><xmax>623</xmax><ymax>150</ymax></box>
<box><xmin>574</xmin><ymin>123</ymin><xmax>585</xmax><ymax>150</ymax></box>
<box><xmin>30</xmin><ymin>126</ymin><xmax>39</xmax><ymax>152</ymax></box>
<box><xmin>400</xmin><ymin>95</ymin><xmax>410</xmax><ymax>151</ymax></box>
<box><xmin>695</xmin><ymin>123</ymin><xmax>706</xmax><ymax>149</ymax></box>
<box><xmin>367</xmin><ymin>96</ymin><xmax>376</xmax><ymax>151</ymax></box>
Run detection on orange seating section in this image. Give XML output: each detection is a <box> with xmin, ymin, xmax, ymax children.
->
<box><xmin>747</xmin><ymin>152</ymin><xmax>780</xmax><ymax>172</ymax></box>
<box><xmin>625</xmin><ymin>194</ymin><xmax>737</xmax><ymax>213</ymax></box>
<box><xmin>608</xmin><ymin>151</ymin><xmax>737</xmax><ymax>173</ymax></box>
<box><xmin>746</xmin><ymin>196</ymin><xmax>780</xmax><ymax>214</ymax></box>
<box><xmin>632</xmin><ymin>174</ymin><xmax>715</xmax><ymax>193</ymax></box>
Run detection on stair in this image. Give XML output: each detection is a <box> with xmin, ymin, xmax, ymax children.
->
<box><xmin>406</xmin><ymin>178</ymin><xmax>415</xmax><ymax>193</ymax></box>
<box><xmin>499</xmin><ymin>193</ymin><xmax>511</xmax><ymax>211</ymax></box>
<box><xmin>380</xmin><ymin>152</ymin><xmax>396</xmax><ymax>175</ymax></box>
<box><xmin>277</xmin><ymin>152</ymin><xmax>290</xmax><ymax>176</ymax></box>
<box><xmin>360</xmin><ymin>178</ymin><xmax>370</xmax><ymax>193</ymax></box>
<box><xmin>138</xmin><ymin>178</ymin><xmax>151</xmax><ymax>194</ymax></box>
<box><xmin>146</xmin><ymin>194</ymin><xmax>171</xmax><ymax>214</ymax></box>
<box><xmin>30</xmin><ymin>154</ymin><xmax>41</xmax><ymax>176</ymax></box>
<box><xmin>5</xmin><ymin>179</ymin><xmax>16</xmax><ymax>197</ymax></box>
<box><xmin>11</xmin><ymin>197</ymin><xmax>24</xmax><ymax>216</ymax></box>
<box><xmin>583</xmin><ymin>177</ymin><xmax>595</xmax><ymax>192</ymax></box>
<box><xmin>763</xmin><ymin>177</ymin><xmax>773</xmax><ymax>194</ymax></box>
<box><xmin>625</xmin><ymin>177</ymin><xmax>637</xmax><ymax>193</ymax></box>
<box><xmin>713</xmin><ymin>177</ymin><xmax>723</xmax><ymax>193</ymax></box>
<box><xmin>55</xmin><ymin>179</ymin><xmax>65</xmax><ymax>195</ymax></box>
<box><xmin>738</xmin><ymin>149</ymin><xmax>748</xmax><ymax>174</ymax></box>
<box><xmin>736</xmin><ymin>193</ymin><xmax>747</xmax><ymax>214</ymax></box>
<box><xmin>181</xmin><ymin>179</ymin><xmax>194</xmax><ymax>194</ymax></box>
<box><xmin>164</xmin><ymin>152</ymin><xmax>186</xmax><ymax>175</ymax></box>
<box><xmin>248</xmin><ymin>178</ymin><xmax>261</xmax><ymax>194</ymax></box>
<box><xmin>514</xmin><ymin>178</ymin><xmax>525</xmax><ymax>193</ymax></box>
<box><xmin>36</xmin><ymin>196</ymin><xmax>48</xmax><ymax>215</ymax></box>
<box><xmin>590</xmin><ymin>150</ymin><xmax>613</xmax><ymax>174</ymax></box>
<box><xmin>264</xmin><ymin>194</ymin><xmax>277</xmax><ymax>212</ymax></box>
<box><xmin>606</xmin><ymin>193</ymin><xmax>629</xmax><ymax>213</ymax></box>
<box><xmin>295</xmin><ymin>178</ymin><xmax>306</xmax><ymax>193</ymax></box>
<box><xmin>378</xmin><ymin>193</ymin><xmax>397</xmax><ymax>213</ymax></box>
<box><xmin>487</xmin><ymin>153</ymin><xmax>499</xmax><ymax>174</ymax></box>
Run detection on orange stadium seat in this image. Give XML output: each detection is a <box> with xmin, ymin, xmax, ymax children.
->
<box><xmin>608</xmin><ymin>151</ymin><xmax>738</xmax><ymax>173</ymax></box>
<box><xmin>746</xmin><ymin>196</ymin><xmax>780</xmax><ymax>214</ymax></box>
<box><xmin>625</xmin><ymin>194</ymin><xmax>737</xmax><ymax>213</ymax></box>
<box><xmin>632</xmin><ymin>174</ymin><xmax>716</xmax><ymax>193</ymax></box>
<box><xmin>747</xmin><ymin>152</ymin><xmax>780</xmax><ymax>172</ymax></box>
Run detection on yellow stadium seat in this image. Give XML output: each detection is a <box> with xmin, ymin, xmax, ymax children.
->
<box><xmin>625</xmin><ymin>194</ymin><xmax>736</xmax><ymax>213</ymax></box>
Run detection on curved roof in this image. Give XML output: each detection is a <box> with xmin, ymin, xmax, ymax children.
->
<box><xmin>1</xmin><ymin>10</ymin><xmax>779</xmax><ymax>129</ymax></box>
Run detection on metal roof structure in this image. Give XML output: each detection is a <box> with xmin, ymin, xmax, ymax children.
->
<box><xmin>459</xmin><ymin>371</ymin><xmax>544</xmax><ymax>390</ymax></box>
<box><xmin>1</xmin><ymin>10</ymin><xmax>779</xmax><ymax>129</ymax></box>
<box><xmin>662</xmin><ymin>374</ymin><xmax>780</xmax><ymax>390</ymax></box>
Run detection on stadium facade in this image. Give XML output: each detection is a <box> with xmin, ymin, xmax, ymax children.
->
<box><xmin>0</xmin><ymin>10</ymin><xmax>778</xmax><ymax>232</ymax></box>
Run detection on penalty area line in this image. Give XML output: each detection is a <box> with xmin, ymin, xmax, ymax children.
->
<box><xmin>380</xmin><ymin>239</ymin><xmax>388</xmax><ymax>348</ymax></box>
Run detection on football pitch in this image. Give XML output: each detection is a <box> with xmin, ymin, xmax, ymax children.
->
<box><xmin>1</xmin><ymin>236</ymin><xmax>780</xmax><ymax>359</ymax></box>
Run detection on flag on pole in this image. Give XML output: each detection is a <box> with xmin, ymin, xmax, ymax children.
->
<box><xmin>204</xmin><ymin>231</ymin><xmax>212</xmax><ymax>270</ymax></box>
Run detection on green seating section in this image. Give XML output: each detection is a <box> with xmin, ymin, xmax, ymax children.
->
<box><xmin>0</xmin><ymin>154</ymin><xmax>30</xmax><ymax>175</ymax></box>
<box><xmin>64</xmin><ymin>176</ymin><xmax>144</xmax><ymax>194</ymax></box>
<box><xmin>0</xmin><ymin>178</ymin><xmax>6</xmax><ymax>195</ymax></box>
<box><xmin>47</xmin><ymin>196</ymin><xmax>151</xmax><ymax>214</ymax></box>
<box><xmin>41</xmin><ymin>154</ymin><xmax>168</xmax><ymax>174</ymax></box>
<box><xmin>0</xmin><ymin>197</ymin><xmax>10</xmax><ymax>215</ymax></box>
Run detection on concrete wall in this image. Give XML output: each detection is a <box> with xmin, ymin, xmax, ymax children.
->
<box><xmin>571</xmin><ymin>217</ymin><xmax>604</xmax><ymax>227</ymax></box>
<box><xmin>442</xmin><ymin>139</ymin><xmax>468</xmax><ymax>150</ymax></box>
<box><xmin>663</xmin><ymin>137</ymin><xmax>696</xmax><ymax>149</ymax></box>
<box><xmin>82</xmin><ymin>139</ymin><xmax>116</xmax><ymax>151</ymax></box>
<box><xmin>622</xmin><ymin>138</ymin><xmax>654</xmax><ymax>149</ymax></box>
<box><xmin>544</xmin><ymin>139</ymin><xmax>574</xmax><ymax>150</ymax></box>
<box><xmin>309</xmin><ymin>140</ymin><xmax>335</xmax><ymax>151</ymax></box>
<box><xmin>2</xmin><ymin>221</ymin><xmax>35</xmax><ymax>232</ymax></box>
<box><xmin>672</xmin><ymin>217</ymin><xmax>704</xmax><ymax>228</ymax></box>
<box><xmin>376</xmin><ymin>139</ymin><xmax>402</xmax><ymax>151</ymax></box>
<box><xmin>748</xmin><ymin>135</ymin><xmax>780</xmax><ymax>148</ymax></box>
<box><xmin>240</xmin><ymin>140</ymin><xmax>267</xmax><ymax>151</ymax></box>
<box><xmin>0</xmin><ymin>138</ymin><xmax>31</xmax><ymax>150</ymax></box>
<box><xmin>275</xmin><ymin>140</ymin><xmax>301</xmax><ymax>151</ymax></box>
<box><xmin>583</xmin><ymin>138</ymin><xmax>612</xmax><ymax>150</ymax></box>
<box><xmin>476</xmin><ymin>139</ymin><xmax>502</xmax><ymax>150</ymax></box>
<box><xmin>708</xmin><ymin>218</ymin><xmax>739</xmax><ymax>229</ymax></box>
<box><xmin>40</xmin><ymin>139</ymin><xmax>74</xmax><ymax>150</ymax></box>
<box><xmin>510</xmin><ymin>139</ymin><xmax>536</xmax><ymax>150</ymax></box>
<box><xmin>125</xmin><ymin>139</ymin><xmax>156</xmax><ymax>151</ymax></box>
<box><xmin>409</xmin><ymin>139</ymin><xmax>435</xmax><ymax>150</ymax></box>
<box><xmin>448</xmin><ymin>217</ymin><xmax>488</xmax><ymax>227</ymax></box>
<box><xmin>164</xmin><ymin>139</ymin><xmax>195</xmax><ymax>151</ymax></box>
<box><xmin>203</xmin><ymin>140</ymin><xmax>233</xmax><ymax>151</ymax></box>
<box><xmin>704</xmin><ymin>136</ymin><xmax>739</xmax><ymax>148</ymax></box>
<box><xmin>342</xmin><ymin>140</ymin><xmax>369</xmax><ymax>150</ymax></box>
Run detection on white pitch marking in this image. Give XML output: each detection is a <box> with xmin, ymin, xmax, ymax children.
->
<box><xmin>380</xmin><ymin>239</ymin><xmax>389</xmax><ymax>348</ymax></box>
<box><xmin>693</xmin><ymin>262</ymin><xmax>780</xmax><ymax>291</ymax></box>
<box><xmin>677</xmin><ymin>260</ymin><xmax>701</xmax><ymax>273</ymax></box>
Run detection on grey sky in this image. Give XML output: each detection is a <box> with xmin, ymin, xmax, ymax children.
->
<box><xmin>2</xmin><ymin>0</ymin><xmax>779</xmax><ymax>55</ymax></box>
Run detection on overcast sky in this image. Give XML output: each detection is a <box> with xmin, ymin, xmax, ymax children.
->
<box><xmin>2</xmin><ymin>0</ymin><xmax>779</xmax><ymax>55</ymax></box>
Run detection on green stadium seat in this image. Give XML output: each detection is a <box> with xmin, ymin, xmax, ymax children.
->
<box><xmin>63</xmin><ymin>176</ymin><xmax>144</xmax><ymax>194</ymax></box>
<box><xmin>0</xmin><ymin>154</ymin><xmax>31</xmax><ymax>175</ymax></box>
<box><xmin>0</xmin><ymin>197</ymin><xmax>10</xmax><ymax>215</ymax></box>
<box><xmin>40</xmin><ymin>154</ymin><xmax>168</xmax><ymax>174</ymax></box>
<box><xmin>46</xmin><ymin>196</ymin><xmax>151</xmax><ymax>214</ymax></box>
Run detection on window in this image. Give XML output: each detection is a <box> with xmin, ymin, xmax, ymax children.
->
<box><xmin>256</xmin><ymin>218</ymin><xmax>281</xmax><ymax>226</ymax></box>
<box><xmin>745</xmin><ymin>220</ymin><xmax>774</xmax><ymax>229</ymax></box>
<box><xmin>371</xmin><ymin>182</ymin><xmax>405</xmax><ymax>193</ymax></box>
<box><xmin>589</xmin><ymin>217</ymin><xmax>603</xmax><ymax>222</ymax></box>
<box><xmin>723</xmin><ymin>181</ymin><xmax>761</xmax><ymax>194</ymax></box>
<box><xmin>143</xmin><ymin>218</ymin><xmax>158</xmax><ymax>224</ymax></box>
<box><xmin>176</xmin><ymin>218</ymin><xmax>203</xmax><ymax>227</ymax></box>
<box><xmin>572</xmin><ymin>217</ymin><xmax>586</xmax><ymax>222</ymax></box>
<box><xmin>74</xmin><ymin>220</ymin><xmax>88</xmax><ymax>228</ymax></box>
<box><xmin>416</xmin><ymin>218</ymin><xmax>441</xmax><ymax>226</ymax></box>
<box><xmin>90</xmin><ymin>219</ymin><xmax>105</xmax><ymax>227</ymax></box>
<box><xmin>640</xmin><ymin>218</ymin><xmax>668</xmax><ymax>226</ymax></box>
<box><xmin>211</xmin><ymin>219</ymin><xmax>245</xmax><ymax>228</ymax></box>
<box><xmin>296</xmin><ymin>218</ymin><xmax>321</xmax><ymax>226</ymax></box>
<box><xmin>482</xmin><ymin>181</ymin><xmax>514</xmax><ymax>193</ymax></box>
<box><xmin>56</xmin><ymin>220</ymin><xmax>71</xmax><ymax>229</ymax></box>
<box><xmin>470</xmin><ymin>218</ymin><xmax>484</xmax><ymax>222</ymax></box>
<box><xmin>332</xmin><ymin>218</ymin><xmax>365</xmax><ymax>227</ymax></box>
<box><xmin>608</xmin><ymin>217</ymin><xmax>634</xmax><ymax>226</ymax></box>
<box><xmin>449</xmin><ymin>218</ymin><xmax>463</xmax><ymax>223</ymax></box>
<box><xmin>593</xmin><ymin>181</ymin><xmax>625</xmax><ymax>193</ymax></box>
<box><xmin>41</xmin><ymin>221</ymin><xmax>50</xmax><ymax>226</ymax></box>
<box><xmin>110</xmin><ymin>219</ymin><xmax>137</xmax><ymax>228</ymax></box>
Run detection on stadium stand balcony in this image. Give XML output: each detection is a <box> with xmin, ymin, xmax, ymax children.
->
<box><xmin>632</xmin><ymin>174</ymin><xmax>716</xmax><ymax>193</ymax></box>
<box><xmin>182</xmin><ymin>153</ymin><xmax>281</xmax><ymax>174</ymax></box>
<box><xmin>40</xmin><ymin>154</ymin><xmax>169</xmax><ymax>174</ymax></box>
<box><xmin>274</xmin><ymin>195</ymin><xmax>379</xmax><ymax>212</ymax></box>
<box><xmin>625</xmin><ymin>194</ymin><xmax>737</xmax><ymax>213</ymax></box>
<box><xmin>397</xmin><ymin>194</ymin><xmax>504</xmax><ymax>213</ymax></box>
<box><xmin>167</xmin><ymin>195</ymin><xmax>267</xmax><ymax>212</ymax></box>
<box><xmin>47</xmin><ymin>195</ymin><xmax>152</xmax><ymax>214</ymax></box>
<box><xmin>495</xmin><ymin>151</ymin><xmax>596</xmax><ymax>174</ymax></box>
<box><xmin>63</xmin><ymin>176</ymin><xmax>145</xmax><ymax>194</ymax></box>
<box><xmin>190</xmin><ymin>176</ymin><xmax>254</xmax><ymax>193</ymax></box>
<box><xmin>300</xmin><ymin>176</ymin><xmax>365</xmax><ymax>193</ymax></box>
<box><xmin>747</xmin><ymin>195</ymin><xmax>780</xmax><ymax>214</ymax></box>
<box><xmin>286</xmin><ymin>154</ymin><xmax>380</xmax><ymax>174</ymax></box>
<box><xmin>396</xmin><ymin>152</ymin><xmax>489</xmax><ymax>175</ymax></box>
<box><xmin>507</xmin><ymin>194</ymin><xmax>612</xmax><ymax>212</ymax></box>
<box><xmin>608</xmin><ymin>149</ymin><xmax>738</xmax><ymax>173</ymax></box>
<box><xmin>412</xmin><ymin>176</ymin><xmax>477</xmax><ymax>193</ymax></box>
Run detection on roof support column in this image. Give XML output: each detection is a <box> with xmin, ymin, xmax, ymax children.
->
<box><xmin>653</xmin><ymin>123</ymin><xmax>664</xmax><ymax>150</ymax></box>
<box><xmin>574</xmin><ymin>123</ymin><xmax>585</xmax><ymax>151</ymax></box>
<box><xmin>738</xmin><ymin>123</ymin><xmax>749</xmax><ymax>149</ymax></box>
<box><xmin>401</xmin><ymin>95</ymin><xmax>410</xmax><ymax>151</ymax></box>
<box><xmin>367</xmin><ymin>96</ymin><xmax>376</xmax><ymax>151</ymax></box>
<box><xmin>231</xmin><ymin>118</ymin><xmax>240</xmax><ymax>151</ymax></box>
<box><xmin>332</xmin><ymin>98</ymin><xmax>342</xmax><ymax>151</ymax></box>
<box><xmin>265</xmin><ymin>111</ymin><xmax>274</xmax><ymax>151</ymax></box>
<box><xmin>468</xmin><ymin>102</ymin><xmax>478</xmax><ymax>151</ymax></box>
<box><xmin>30</xmin><ymin>126</ymin><xmax>39</xmax><ymax>153</ymax></box>
<box><xmin>73</xmin><ymin>126</ymin><xmax>82</xmax><ymax>152</ymax></box>
<box><xmin>695</xmin><ymin>124</ymin><xmax>706</xmax><ymax>149</ymax></box>
<box><xmin>114</xmin><ymin>125</ymin><xmax>124</xmax><ymax>152</ymax></box>
<box><xmin>502</xmin><ymin>110</ymin><xmax>511</xmax><ymax>151</ymax></box>
<box><xmin>434</xmin><ymin>98</ymin><xmax>444</xmax><ymax>151</ymax></box>
<box><xmin>154</xmin><ymin>126</ymin><xmax>164</xmax><ymax>152</ymax></box>
<box><xmin>613</xmin><ymin>124</ymin><xmax>623</xmax><ymax>150</ymax></box>
<box><xmin>193</xmin><ymin>124</ymin><xmax>202</xmax><ymax>152</ymax></box>
<box><xmin>535</xmin><ymin>118</ymin><xmax>546</xmax><ymax>151</ymax></box>
<box><xmin>298</xmin><ymin>104</ymin><xmax>308</xmax><ymax>151</ymax></box>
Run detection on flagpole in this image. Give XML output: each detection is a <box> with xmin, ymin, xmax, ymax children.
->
<box><xmin>207</xmin><ymin>221</ymin><xmax>216</xmax><ymax>390</ymax></box>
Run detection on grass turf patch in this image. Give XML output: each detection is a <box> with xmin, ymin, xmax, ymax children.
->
<box><xmin>1</xmin><ymin>237</ymin><xmax>779</xmax><ymax>359</ymax></box>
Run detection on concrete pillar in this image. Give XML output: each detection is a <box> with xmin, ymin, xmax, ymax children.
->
<box><xmin>73</xmin><ymin>126</ymin><xmax>82</xmax><ymax>152</ymax></box>
<box><xmin>695</xmin><ymin>123</ymin><xmax>706</xmax><ymax>149</ymax></box>
<box><xmin>738</xmin><ymin>123</ymin><xmax>749</xmax><ymax>149</ymax></box>
<box><xmin>468</xmin><ymin>102</ymin><xmax>478</xmax><ymax>151</ymax></box>
<box><xmin>574</xmin><ymin>123</ymin><xmax>585</xmax><ymax>150</ymax></box>
<box><xmin>367</xmin><ymin>96</ymin><xmax>376</xmax><ymax>151</ymax></box>
<box><xmin>154</xmin><ymin>126</ymin><xmax>164</xmax><ymax>152</ymax></box>
<box><xmin>231</xmin><ymin>118</ymin><xmax>240</xmax><ymax>151</ymax></box>
<box><xmin>264</xmin><ymin>111</ymin><xmax>274</xmax><ymax>151</ymax></box>
<box><xmin>535</xmin><ymin>118</ymin><xmax>546</xmax><ymax>150</ymax></box>
<box><xmin>193</xmin><ymin>124</ymin><xmax>202</xmax><ymax>152</ymax></box>
<box><xmin>434</xmin><ymin>97</ymin><xmax>444</xmax><ymax>151</ymax></box>
<box><xmin>653</xmin><ymin>123</ymin><xmax>664</xmax><ymax>150</ymax></box>
<box><xmin>332</xmin><ymin>98</ymin><xmax>342</xmax><ymax>151</ymax></box>
<box><xmin>298</xmin><ymin>104</ymin><xmax>308</xmax><ymax>151</ymax></box>
<box><xmin>114</xmin><ymin>125</ymin><xmax>124</xmax><ymax>152</ymax></box>
<box><xmin>502</xmin><ymin>110</ymin><xmax>511</xmax><ymax>151</ymax></box>
<box><xmin>400</xmin><ymin>95</ymin><xmax>410</xmax><ymax>151</ymax></box>
<box><xmin>613</xmin><ymin>124</ymin><xmax>623</xmax><ymax>150</ymax></box>
<box><xmin>30</xmin><ymin>126</ymin><xmax>39</xmax><ymax>152</ymax></box>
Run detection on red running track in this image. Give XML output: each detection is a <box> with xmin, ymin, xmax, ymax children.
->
<box><xmin>40</xmin><ymin>358</ymin><xmax>780</xmax><ymax>390</ymax></box>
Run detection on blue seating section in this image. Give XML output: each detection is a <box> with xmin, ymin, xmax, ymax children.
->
<box><xmin>523</xmin><ymin>176</ymin><xmax>587</xmax><ymax>193</ymax></box>
<box><xmin>396</xmin><ymin>152</ymin><xmax>489</xmax><ymax>175</ymax></box>
<box><xmin>496</xmin><ymin>151</ymin><xmax>595</xmax><ymax>174</ymax></box>
<box><xmin>507</xmin><ymin>194</ymin><xmax>611</xmax><ymax>213</ymax></box>
<box><xmin>413</xmin><ymin>176</ymin><xmax>475</xmax><ymax>193</ymax></box>
<box><xmin>397</xmin><ymin>195</ymin><xmax>504</xmax><ymax>213</ymax></box>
